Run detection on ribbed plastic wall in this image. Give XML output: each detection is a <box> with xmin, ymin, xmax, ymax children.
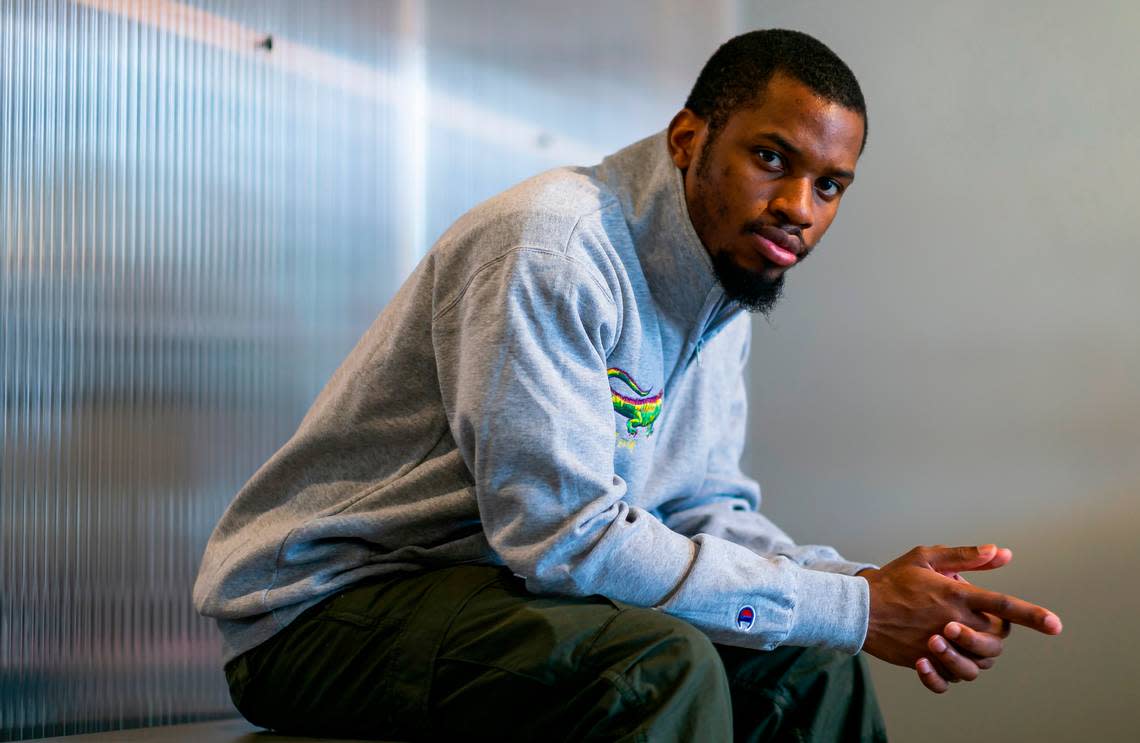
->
<box><xmin>0</xmin><ymin>1</ymin><xmax>411</xmax><ymax>737</ymax></box>
<box><xmin>0</xmin><ymin>0</ymin><xmax>732</xmax><ymax>738</ymax></box>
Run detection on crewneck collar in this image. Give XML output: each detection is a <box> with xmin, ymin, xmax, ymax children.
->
<box><xmin>595</xmin><ymin>131</ymin><xmax>744</xmax><ymax>337</ymax></box>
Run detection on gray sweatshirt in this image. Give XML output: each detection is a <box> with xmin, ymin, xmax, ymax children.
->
<box><xmin>193</xmin><ymin>132</ymin><xmax>872</xmax><ymax>664</ymax></box>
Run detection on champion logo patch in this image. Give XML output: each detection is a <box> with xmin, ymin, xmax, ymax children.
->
<box><xmin>736</xmin><ymin>605</ymin><xmax>756</xmax><ymax>631</ymax></box>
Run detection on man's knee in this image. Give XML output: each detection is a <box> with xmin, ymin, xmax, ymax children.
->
<box><xmin>718</xmin><ymin>645</ymin><xmax>885</xmax><ymax>741</ymax></box>
<box><xmin>754</xmin><ymin>645</ymin><xmax>876</xmax><ymax>703</ymax></box>
<box><xmin>796</xmin><ymin>646</ymin><xmax>876</xmax><ymax>692</ymax></box>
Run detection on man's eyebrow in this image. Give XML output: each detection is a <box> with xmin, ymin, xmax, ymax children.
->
<box><xmin>757</xmin><ymin>131</ymin><xmax>856</xmax><ymax>181</ymax></box>
<box><xmin>758</xmin><ymin>132</ymin><xmax>802</xmax><ymax>158</ymax></box>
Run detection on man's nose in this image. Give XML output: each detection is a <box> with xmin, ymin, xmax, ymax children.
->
<box><xmin>769</xmin><ymin>177</ymin><xmax>814</xmax><ymax>230</ymax></box>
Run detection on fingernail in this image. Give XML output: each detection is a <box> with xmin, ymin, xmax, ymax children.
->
<box><xmin>944</xmin><ymin>623</ymin><xmax>961</xmax><ymax>639</ymax></box>
<box><xmin>1044</xmin><ymin>614</ymin><xmax>1062</xmax><ymax>633</ymax></box>
<box><xmin>918</xmin><ymin>659</ymin><xmax>932</xmax><ymax>674</ymax></box>
<box><xmin>931</xmin><ymin>636</ymin><xmax>947</xmax><ymax>653</ymax></box>
<box><xmin>979</xmin><ymin>543</ymin><xmax>996</xmax><ymax>554</ymax></box>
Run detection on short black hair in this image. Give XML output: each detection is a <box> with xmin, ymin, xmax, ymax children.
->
<box><xmin>685</xmin><ymin>29</ymin><xmax>868</xmax><ymax>151</ymax></box>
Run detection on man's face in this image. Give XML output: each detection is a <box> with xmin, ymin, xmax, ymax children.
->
<box><xmin>668</xmin><ymin>72</ymin><xmax>865</xmax><ymax>313</ymax></box>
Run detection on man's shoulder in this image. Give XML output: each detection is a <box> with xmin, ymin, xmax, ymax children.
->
<box><xmin>436</xmin><ymin>166</ymin><xmax>623</xmax><ymax>261</ymax></box>
<box><xmin>498</xmin><ymin>165</ymin><xmax>618</xmax><ymax>220</ymax></box>
<box><xmin>494</xmin><ymin>165</ymin><xmax>618</xmax><ymax>219</ymax></box>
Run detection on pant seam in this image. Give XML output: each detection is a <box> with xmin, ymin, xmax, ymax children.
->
<box><xmin>578</xmin><ymin>607</ymin><xmax>634</xmax><ymax>673</ymax></box>
<box><xmin>598</xmin><ymin>668</ymin><xmax>648</xmax><ymax>709</ymax></box>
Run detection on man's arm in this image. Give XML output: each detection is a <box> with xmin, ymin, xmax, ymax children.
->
<box><xmin>657</xmin><ymin>320</ymin><xmax>1060</xmax><ymax>691</ymax></box>
<box><xmin>659</xmin><ymin>319</ymin><xmax>873</xmax><ymax>576</ymax></box>
<box><xmin>432</xmin><ymin>247</ymin><xmax>869</xmax><ymax>653</ymax></box>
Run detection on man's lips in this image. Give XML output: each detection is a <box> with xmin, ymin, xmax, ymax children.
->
<box><xmin>749</xmin><ymin>227</ymin><xmax>801</xmax><ymax>268</ymax></box>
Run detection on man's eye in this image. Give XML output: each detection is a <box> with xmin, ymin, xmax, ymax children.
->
<box><xmin>755</xmin><ymin>149</ymin><xmax>784</xmax><ymax>168</ymax></box>
<box><xmin>817</xmin><ymin>178</ymin><xmax>842</xmax><ymax>198</ymax></box>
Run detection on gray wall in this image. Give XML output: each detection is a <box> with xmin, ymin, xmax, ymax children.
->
<box><xmin>739</xmin><ymin>2</ymin><xmax>1140</xmax><ymax>740</ymax></box>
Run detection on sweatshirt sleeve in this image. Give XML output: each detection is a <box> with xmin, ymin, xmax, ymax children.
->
<box><xmin>661</xmin><ymin>321</ymin><xmax>877</xmax><ymax>579</ymax></box>
<box><xmin>432</xmin><ymin>247</ymin><xmax>868</xmax><ymax>653</ymax></box>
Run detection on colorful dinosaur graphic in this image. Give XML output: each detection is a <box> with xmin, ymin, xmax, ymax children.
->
<box><xmin>608</xmin><ymin>367</ymin><xmax>663</xmax><ymax>437</ymax></box>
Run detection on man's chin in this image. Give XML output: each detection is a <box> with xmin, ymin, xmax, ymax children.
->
<box><xmin>711</xmin><ymin>252</ymin><xmax>786</xmax><ymax>315</ymax></box>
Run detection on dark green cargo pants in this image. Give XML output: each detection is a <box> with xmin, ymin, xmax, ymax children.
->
<box><xmin>225</xmin><ymin>565</ymin><xmax>886</xmax><ymax>742</ymax></box>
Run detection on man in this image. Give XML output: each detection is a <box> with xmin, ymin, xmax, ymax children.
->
<box><xmin>195</xmin><ymin>29</ymin><xmax>1061</xmax><ymax>741</ymax></box>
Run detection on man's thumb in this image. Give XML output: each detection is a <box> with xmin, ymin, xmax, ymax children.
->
<box><xmin>926</xmin><ymin>544</ymin><xmax>998</xmax><ymax>571</ymax></box>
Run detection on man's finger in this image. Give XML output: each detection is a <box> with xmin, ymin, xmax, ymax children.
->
<box><xmin>916</xmin><ymin>657</ymin><xmax>949</xmax><ymax>694</ymax></box>
<box><xmin>928</xmin><ymin>634</ymin><xmax>981</xmax><ymax>681</ymax></box>
<box><xmin>979</xmin><ymin>612</ymin><xmax>1012</xmax><ymax>638</ymax></box>
<box><xmin>944</xmin><ymin>621</ymin><xmax>1003</xmax><ymax>659</ymax></box>
<box><xmin>969</xmin><ymin>547</ymin><xmax>1013</xmax><ymax>572</ymax></box>
<box><xmin>965</xmin><ymin>589</ymin><xmax>1062</xmax><ymax>634</ymax></box>
<box><xmin>924</xmin><ymin>544</ymin><xmax>999</xmax><ymax>572</ymax></box>
<box><xmin>954</xmin><ymin>610</ymin><xmax>1011</xmax><ymax>637</ymax></box>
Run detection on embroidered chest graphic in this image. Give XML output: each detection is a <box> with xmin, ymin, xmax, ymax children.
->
<box><xmin>608</xmin><ymin>368</ymin><xmax>663</xmax><ymax>438</ymax></box>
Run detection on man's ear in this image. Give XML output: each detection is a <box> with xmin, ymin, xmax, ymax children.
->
<box><xmin>666</xmin><ymin>109</ymin><xmax>706</xmax><ymax>172</ymax></box>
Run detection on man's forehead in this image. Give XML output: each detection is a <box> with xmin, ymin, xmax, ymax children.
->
<box><xmin>726</xmin><ymin>76</ymin><xmax>864</xmax><ymax>168</ymax></box>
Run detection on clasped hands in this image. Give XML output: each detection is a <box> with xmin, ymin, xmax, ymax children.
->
<box><xmin>857</xmin><ymin>544</ymin><xmax>1062</xmax><ymax>694</ymax></box>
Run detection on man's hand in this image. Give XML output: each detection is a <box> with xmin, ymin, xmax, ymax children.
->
<box><xmin>919</xmin><ymin>546</ymin><xmax>1013</xmax><ymax>692</ymax></box>
<box><xmin>916</xmin><ymin>616</ymin><xmax>1009</xmax><ymax>693</ymax></box>
<box><xmin>858</xmin><ymin>545</ymin><xmax>1062</xmax><ymax>693</ymax></box>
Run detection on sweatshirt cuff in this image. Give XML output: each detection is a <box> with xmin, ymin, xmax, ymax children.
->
<box><xmin>805</xmin><ymin>559</ymin><xmax>879</xmax><ymax>577</ymax></box>
<box><xmin>782</xmin><ymin>568</ymin><xmax>870</xmax><ymax>655</ymax></box>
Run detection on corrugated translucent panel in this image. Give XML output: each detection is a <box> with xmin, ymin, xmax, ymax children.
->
<box><xmin>0</xmin><ymin>0</ymin><xmax>735</xmax><ymax>738</ymax></box>
<box><xmin>0</xmin><ymin>0</ymin><xmax>408</xmax><ymax>737</ymax></box>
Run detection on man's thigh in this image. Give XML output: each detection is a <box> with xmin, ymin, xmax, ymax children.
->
<box><xmin>226</xmin><ymin>565</ymin><xmax>499</xmax><ymax>739</ymax></box>
<box><xmin>226</xmin><ymin>565</ymin><xmax>732</xmax><ymax>741</ymax></box>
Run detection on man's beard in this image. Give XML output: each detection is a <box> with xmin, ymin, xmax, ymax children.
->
<box><xmin>711</xmin><ymin>249</ymin><xmax>786</xmax><ymax>316</ymax></box>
